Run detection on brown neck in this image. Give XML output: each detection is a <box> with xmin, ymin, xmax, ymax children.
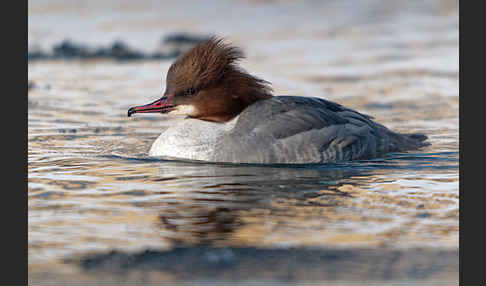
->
<box><xmin>229</xmin><ymin>70</ymin><xmax>273</xmax><ymax>105</ymax></box>
<box><xmin>196</xmin><ymin>70</ymin><xmax>273</xmax><ymax>123</ymax></box>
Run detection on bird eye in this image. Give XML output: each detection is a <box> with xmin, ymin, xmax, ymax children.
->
<box><xmin>186</xmin><ymin>87</ymin><xmax>196</xmax><ymax>95</ymax></box>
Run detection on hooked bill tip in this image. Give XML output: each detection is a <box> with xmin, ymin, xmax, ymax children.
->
<box><xmin>127</xmin><ymin>107</ymin><xmax>135</xmax><ymax>117</ymax></box>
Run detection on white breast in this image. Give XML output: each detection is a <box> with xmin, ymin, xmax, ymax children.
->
<box><xmin>148</xmin><ymin>116</ymin><xmax>239</xmax><ymax>161</ymax></box>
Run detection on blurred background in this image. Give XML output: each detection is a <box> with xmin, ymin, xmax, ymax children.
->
<box><xmin>28</xmin><ymin>0</ymin><xmax>458</xmax><ymax>99</ymax></box>
<box><xmin>28</xmin><ymin>0</ymin><xmax>458</xmax><ymax>285</ymax></box>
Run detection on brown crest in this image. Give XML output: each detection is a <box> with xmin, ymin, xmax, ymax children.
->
<box><xmin>164</xmin><ymin>36</ymin><xmax>273</xmax><ymax>122</ymax></box>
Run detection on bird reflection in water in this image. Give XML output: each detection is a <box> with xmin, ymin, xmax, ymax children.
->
<box><xmin>152</xmin><ymin>161</ymin><xmax>368</xmax><ymax>246</ymax></box>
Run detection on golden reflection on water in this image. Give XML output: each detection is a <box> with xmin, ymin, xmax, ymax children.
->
<box><xmin>28</xmin><ymin>123</ymin><xmax>458</xmax><ymax>266</ymax></box>
<box><xmin>28</xmin><ymin>0</ymin><xmax>458</xmax><ymax>271</ymax></box>
<box><xmin>28</xmin><ymin>61</ymin><xmax>458</xmax><ymax>268</ymax></box>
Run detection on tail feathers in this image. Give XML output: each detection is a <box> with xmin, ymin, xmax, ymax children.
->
<box><xmin>408</xmin><ymin>133</ymin><xmax>428</xmax><ymax>142</ymax></box>
<box><xmin>403</xmin><ymin>133</ymin><xmax>429</xmax><ymax>148</ymax></box>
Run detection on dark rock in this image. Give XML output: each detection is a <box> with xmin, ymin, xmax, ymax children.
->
<box><xmin>53</xmin><ymin>40</ymin><xmax>91</xmax><ymax>58</ymax></box>
<box><xmin>161</xmin><ymin>33</ymin><xmax>212</xmax><ymax>55</ymax></box>
<box><xmin>28</xmin><ymin>50</ymin><xmax>50</xmax><ymax>60</ymax></box>
<box><xmin>104</xmin><ymin>41</ymin><xmax>145</xmax><ymax>60</ymax></box>
<box><xmin>163</xmin><ymin>33</ymin><xmax>211</xmax><ymax>45</ymax></box>
<box><xmin>28</xmin><ymin>33</ymin><xmax>211</xmax><ymax>62</ymax></box>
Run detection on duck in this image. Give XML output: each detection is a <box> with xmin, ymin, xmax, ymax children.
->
<box><xmin>128</xmin><ymin>37</ymin><xmax>428</xmax><ymax>164</ymax></box>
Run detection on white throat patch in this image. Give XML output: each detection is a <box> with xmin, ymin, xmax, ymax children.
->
<box><xmin>168</xmin><ymin>105</ymin><xmax>197</xmax><ymax>116</ymax></box>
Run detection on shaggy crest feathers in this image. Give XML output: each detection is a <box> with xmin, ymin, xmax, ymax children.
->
<box><xmin>167</xmin><ymin>36</ymin><xmax>273</xmax><ymax>97</ymax></box>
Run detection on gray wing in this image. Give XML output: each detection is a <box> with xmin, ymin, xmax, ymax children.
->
<box><xmin>213</xmin><ymin>96</ymin><xmax>422</xmax><ymax>164</ymax></box>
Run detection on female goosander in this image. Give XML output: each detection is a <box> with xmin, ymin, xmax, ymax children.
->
<box><xmin>128</xmin><ymin>37</ymin><xmax>427</xmax><ymax>164</ymax></box>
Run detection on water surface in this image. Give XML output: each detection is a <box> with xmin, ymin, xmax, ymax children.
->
<box><xmin>28</xmin><ymin>0</ymin><xmax>458</xmax><ymax>278</ymax></box>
